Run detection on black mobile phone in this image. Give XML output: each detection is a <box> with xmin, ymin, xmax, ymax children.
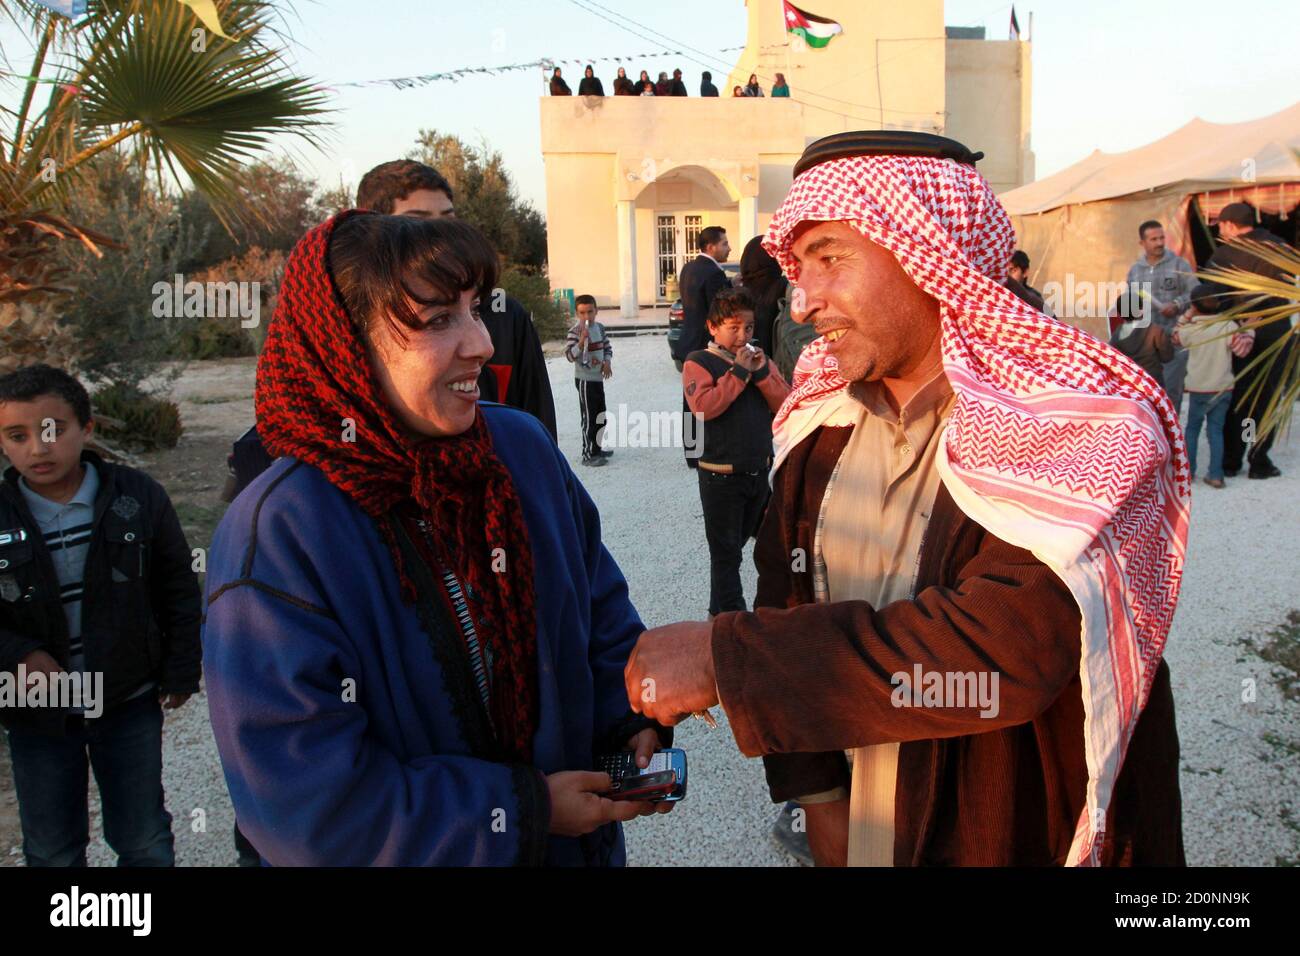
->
<box><xmin>606</xmin><ymin>770</ymin><xmax>677</xmax><ymax>802</ymax></box>
<box><xmin>596</xmin><ymin>748</ymin><xmax>688</xmax><ymax>802</ymax></box>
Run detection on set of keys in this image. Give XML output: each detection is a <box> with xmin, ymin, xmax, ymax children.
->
<box><xmin>691</xmin><ymin>709</ymin><xmax>718</xmax><ymax>729</ymax></box>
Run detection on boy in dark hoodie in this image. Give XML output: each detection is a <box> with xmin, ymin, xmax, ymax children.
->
<box><xmin>1108</xmin><ymin>289</ymin><xmax>1174</xmax><ymax>392</ymax></box>
<box><xmin>682</xmin><ymin>288</ymin><xmax>789</xmax><ymax>616</ymax></box>
<box><xmin>0</xmin><ymin>365</ymin><xmax>200</xmax><ymax>866</ymax></box>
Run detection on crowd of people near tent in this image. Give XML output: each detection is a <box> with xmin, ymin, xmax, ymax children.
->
<box><xmin>549</xmin><ymin>64</ymin><xmax>789</xmax><ymax>98</ymax></box>
<box><xmin>1000</xmin><ymin>204</ymin><xmax>1295</xmax><ymax>488</ymax></box>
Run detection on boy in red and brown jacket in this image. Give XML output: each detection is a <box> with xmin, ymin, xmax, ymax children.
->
<box><xmin>682</xmin><ymin>287</ymin><xmax>789</xmax><ymax>616</ymax></box>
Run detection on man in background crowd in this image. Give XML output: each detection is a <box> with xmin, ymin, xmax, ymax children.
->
<box><xmin>1126</xmin><ymin>220</ymin><xmax>1194</xmax><ymax>414</ymax></box>
<box><xmin>674</xmin><ymin>227</ymin><xmax>732</xmax><ymax>369</ymax></box>
<box><xmin>1207</xmin><ymin>202</ymin><xmax>1296</xmax><ymax>479</ymax></box>
<box><xmin>1004</xmin><ymin>249</ymin><xmax>1049</xmax><ymax>314</ymax></box>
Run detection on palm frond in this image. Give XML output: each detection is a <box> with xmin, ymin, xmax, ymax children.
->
<box><xmin>1</xmin><ymin>0</ymin><xmax>329</xmax><ymax>312</ymax></box>
<box><xmin>10</xmin><ymin>0</ymin><xmax>331</xmax><ymax>216</ymax></box>
<box><xmin>1197</xmin><ymin>236</ymin><xmax>1300</xmax><ymax>442</ymax></box>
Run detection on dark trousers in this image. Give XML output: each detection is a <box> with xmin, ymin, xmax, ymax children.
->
<box><xmin>698</xmin><ymin>469</ymin><xmax>769</xmax><ymax>616</ymax></box>
<box><xmin>1223</xmin><ymin>367</ymin><xmax>1280</xmax><ymax>473</ymax></box>
<box><xmin>6</xmin><ymin>694</ymin><xmax>174</xmax><ymax>867</ymax></box>
<box><xmin>575</xmin><ymin>378</ymin><xmax>606</xmax><ymax>460</ymax></box>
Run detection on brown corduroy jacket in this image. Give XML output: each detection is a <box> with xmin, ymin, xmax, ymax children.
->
<box><xmin>711</xmin><ymin>424</ymin><xmax>1185</xmax><ymax>866</ymax></box>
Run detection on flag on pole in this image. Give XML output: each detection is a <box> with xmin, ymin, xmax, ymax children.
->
<box><xmin>33</xmin><ymin>0</ymin><xmax>87</xmax><ymax>16</ymax></box>
<box><xmin>783</xmin><ymin>1</ymin><xmax>843</xmax><ymax>49</ymax></box>
<box><xmin>1010</xmin><ymin>5</ymin><xmax>1022</xmax><ymax>41</ymax></box>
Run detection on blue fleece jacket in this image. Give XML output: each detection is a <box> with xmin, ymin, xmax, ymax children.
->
<box><xmin>202</xmin><ymin>404</ymin><xmax>646</xmax><ymax>866</ymax></box>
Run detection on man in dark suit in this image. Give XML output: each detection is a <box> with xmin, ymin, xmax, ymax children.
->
<box><xmin>673</xmin><ymin>226</ymin><xmax>733</xmax><ymax>367</ymax></box>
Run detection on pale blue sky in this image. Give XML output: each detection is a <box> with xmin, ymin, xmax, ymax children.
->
<box><xmin>3</xmin><ymin>1</ymin><xmax>1297</xmax><ymax>210</ymax></box>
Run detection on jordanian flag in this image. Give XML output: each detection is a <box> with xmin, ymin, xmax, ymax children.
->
<box><xmin>783</xmin><ymin>1</ymin><xmax>843</xmax><ymax>48</ymax></box>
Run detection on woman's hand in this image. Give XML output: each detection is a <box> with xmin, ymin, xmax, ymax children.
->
<box><xmin>546</xmin><ymin>771</ymin><xmax>644</xmax><ymax>836</ymax></box>
<box><xmin>626</xmin><ymin>727</ymin><xmax>659</xmax><ymax>769</ymax></box>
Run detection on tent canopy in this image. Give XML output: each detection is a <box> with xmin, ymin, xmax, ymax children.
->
<box><xmin>1003</xmin><ymin>102</ymin><xmax>1300</xmax><ymax>216</ymax></box>
<box><xmin>999</xmin><ymin>102</ymin><xmax>1300</xmax><ymax>341</ymax></box>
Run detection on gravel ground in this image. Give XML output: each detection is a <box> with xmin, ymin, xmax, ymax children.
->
<box><xmin>3</xmin><ymin>335</ymin><xmax>1297</xmax><ymax>866</ymax></box>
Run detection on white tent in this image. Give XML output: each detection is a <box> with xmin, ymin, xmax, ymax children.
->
<box><xmin>1001</xmin><ymin>102</ymin><xmax>1300</xmax><ymax>339</ymax></box>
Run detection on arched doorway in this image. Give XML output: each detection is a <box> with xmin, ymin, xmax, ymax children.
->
<box><xmin>634</xmin><ymin>164</ymin><xmax>739</xmax><ymax>303</ymax></box>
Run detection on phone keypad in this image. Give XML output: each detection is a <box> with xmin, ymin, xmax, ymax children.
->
<box><xmin>597</xmin><ymin>752</ymin><xmax>638</xmax><ymax>788</ymax></box>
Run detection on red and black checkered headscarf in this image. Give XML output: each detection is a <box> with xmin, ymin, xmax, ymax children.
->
<box><xmin>255</xmin><ymin>210</ymin><xmax>538</xmax><ymax>761</ymax></box>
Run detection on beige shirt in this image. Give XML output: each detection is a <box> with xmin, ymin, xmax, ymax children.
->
<box><xmin>813</xmin><ymin>369</ymin><xmax>956</xmax><ymax>866</ymax></box>
<box><xmin>1176</xmin><ymin>315</ymin><xmax>1237</xmax><ymax>394</ymax></box>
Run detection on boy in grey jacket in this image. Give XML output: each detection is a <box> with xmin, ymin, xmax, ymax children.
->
<box><xmin>564</xmin><ymin>295</ymin><xmax>614</xmax><ymax>466</ymax></box>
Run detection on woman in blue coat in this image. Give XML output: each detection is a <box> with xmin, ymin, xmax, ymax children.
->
<box><xmin>202</xmin><ymin>211</ymin><xmax>670</xmax><ymax>865</ymax></box>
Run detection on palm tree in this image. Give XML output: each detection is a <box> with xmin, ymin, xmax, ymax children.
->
<box><xmin>1</xmin><ymin>0</ymin><xmax>330</xmax><ymax>346</ymax></box>
<box><xmin>1197</xmin><ymin>236</ymin><xmax>1299</xmax><ymax>445</ymax></box>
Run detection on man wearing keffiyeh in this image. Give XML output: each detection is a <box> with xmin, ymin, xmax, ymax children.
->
<box><xmin>626</xmin><ymin>131</ymin><xmax>1188</xmax><ymax>867</ymax></box>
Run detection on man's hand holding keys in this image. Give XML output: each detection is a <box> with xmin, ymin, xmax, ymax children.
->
<box><xmin>624</xmin><ymin>621</ymin><xmax>718</xmax><ymax>726</ymax></box>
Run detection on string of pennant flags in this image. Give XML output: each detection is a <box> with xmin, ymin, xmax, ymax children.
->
<box><xmin>4</xmin><ymin>42</ymin><xmax>773</xmax><ymax>95</ymax></box>
<box><xmin>328</xmin><ymin>45</ymin><xmax>753</xmax><ymax>91</ymax></box>
<box><xmin>22</xmin><ymin>0</ymin><xmax>786</xmax><ymax>96</ymax></box>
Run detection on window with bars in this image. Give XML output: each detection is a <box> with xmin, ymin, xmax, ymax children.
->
<box><xmin>684</xmin><ymin>215</ymin><xmax>703</xmax><ymax>259</ymax></box>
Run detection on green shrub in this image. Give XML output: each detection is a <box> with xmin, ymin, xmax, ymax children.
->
<box><xmin>177</xmin><ymin>320</ymin><xmax>257</xmax><ymax>360</ymax></box>
<box><xmin>499</xmin><ymin>265</ymin><xmax>569</xmax><ymax>344</ymax></box>
<box><xmin>53</xmin><ymin>156</ymin><xmax>201</xmax><ymax>391</ymax></box>
<box><xmin>165</xmin><ymin>247</ymin><xmax>286</xmax><ymax>359</ymax></box>
<box><xmin>92</xmin><ymin>382</ymin><xmax>184</xmax><ymax>450</ymax></box>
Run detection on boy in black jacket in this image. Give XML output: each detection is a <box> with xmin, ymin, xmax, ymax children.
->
<box><xmin>682</xmin><ymin>288</ymin><xmax>789</xmax><ymax>616</ymax></box>
<box><xmin>0</xmin><ymin>365</ymin><xmax>200</xmax><ymax>866</ymax></box>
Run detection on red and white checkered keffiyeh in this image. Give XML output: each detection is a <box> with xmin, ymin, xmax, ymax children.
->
<box><xmin>763</xmin><ymin>154</ymin><xmax>1191</xmax><ymax>866</ymax></box>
